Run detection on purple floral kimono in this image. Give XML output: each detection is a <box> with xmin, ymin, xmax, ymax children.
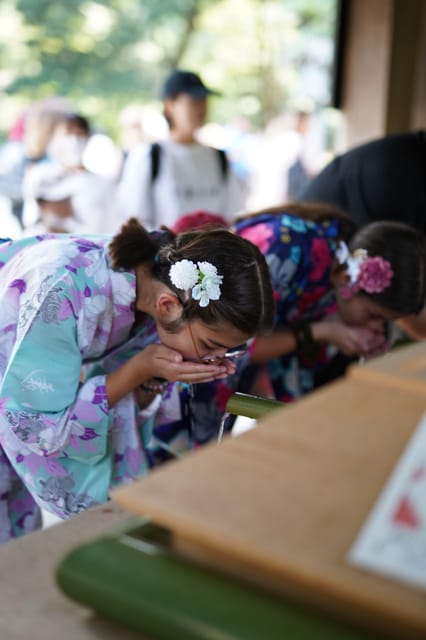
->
<box><xmin>0</xmin><ymin>234</ymin><xmax>161</xmax><ymax>541</ymax></box>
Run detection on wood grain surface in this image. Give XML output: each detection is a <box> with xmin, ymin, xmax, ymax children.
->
<box><xmin>113</xmin><ymin>343</ymin><xmax>426</xmax><ymax>639</ymax></box>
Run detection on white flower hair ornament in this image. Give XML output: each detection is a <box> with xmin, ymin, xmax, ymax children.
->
<box><xmin>335</xmin><ymin>241</ymin><xmax>368</xmax><ymax>284</ymax></box>
<box><xmin>169</xmin><ymin>259</ymin><xmax>223</xmax><ymax>308</ymax></box>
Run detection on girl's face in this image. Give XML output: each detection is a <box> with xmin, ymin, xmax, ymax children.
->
<box><xmin>157</xmin><ymin>318</ymin><xmax>249</xmax><ymax>364</ymax></box>
<box><xmin>332</xmin><ymin>266</ymin><xmax>400</xmax><ymax>328</ymax></box>
<box><xmin>336</xmin><ymin>291</ymin><xmax>400</xmax><ymax>328</ymax></box>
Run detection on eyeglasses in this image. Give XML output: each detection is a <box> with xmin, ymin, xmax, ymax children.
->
<box><xmin>203</xmin><ymin>344</ymin><xmax>248</xmax><ymax>364</ymax></box>
<box><xmin>187</xmin><ymin>322</ymin><xmax>248</xmax><ymax>364</ymax></box>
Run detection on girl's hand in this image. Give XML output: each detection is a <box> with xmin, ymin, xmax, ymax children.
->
<box><xmin>132</xmin><ymin>343</ymin><xmax>230</xmax><ymax>385</ymax></box>
<box><xmin>351</xmin><ymin>325</ymin><xmax>388</xmax><ymax>357</ymax></box>
<box><xmin>314</xmin><ymin>315</ymin><xmax>387</xmax><ymax>357</ymax></box>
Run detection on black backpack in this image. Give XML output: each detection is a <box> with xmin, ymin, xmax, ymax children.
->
<box><xmin>149</xmin><ymin>142</ymin><xmax>229</xmax><ymax>183</ymax></box>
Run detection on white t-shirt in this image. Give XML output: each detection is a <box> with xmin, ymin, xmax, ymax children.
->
<box><xmin>117</xmin><ymin>140</ymin><xmax>246</xmax><ymax>229</ymax></box>
<box><xmin>22</xmin><ymin>167</ymin><xmax>121</xmax><ymax>236</ymax></box>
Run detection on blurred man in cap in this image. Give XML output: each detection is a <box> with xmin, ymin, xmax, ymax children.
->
<box><xmin>118</xmin><ymin>69</ymin><xmax>246</xmax><ymax>230</ymax></box>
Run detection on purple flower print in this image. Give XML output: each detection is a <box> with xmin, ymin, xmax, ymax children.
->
<box><xmin>2</xmin><ymin>323</ymin><xmax>16</xmax><ymax>334</ymax></box>
<box><xmin>9</xmin><ymin>279</ymin><xmax>26</xmax><ymax>294</ymax></box>
<box><xmin>76</xmin><ymin>239</ymin><xmax>99</xmax><ymax>252</ymax></box>
<box><xmin>80</xmin><ymin>428</ymin><xmax>99</xmax><ymax>441</ymax></box>
<box><xmin>93</xmin><ymin>385</ymin><xmax>107</xmax><ymax>406</ymax></box>
<box><xmin>65</xmin><ymin>252</ymin><xmax>93</xmax><ymax>272</ymax></box>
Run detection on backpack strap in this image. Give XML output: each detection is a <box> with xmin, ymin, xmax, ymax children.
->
<box><xmin>150</xmin><ymin>142</ymin><xmax>161</xmax><ymax>183</ymax></box>
<box><xmin>151</xmin><ymin>142</ymin><xmax>228</xmax><ymax>183</ymax></box>
<box><xmin>216</xmin><ymin>148</ymin><xmax>228</xmax><ymax>180</ymax></box>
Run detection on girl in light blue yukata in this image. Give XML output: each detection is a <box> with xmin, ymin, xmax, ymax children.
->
<box><xmin>0</xmin><ymin>219</ymin><xmax>274</xmax><ymax>541</ymax></box>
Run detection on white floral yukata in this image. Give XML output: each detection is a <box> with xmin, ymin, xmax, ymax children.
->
<box><xmin>0</xmin><ymin>234</ymin><xmax>159</xmax><ymax>542</ymax></box>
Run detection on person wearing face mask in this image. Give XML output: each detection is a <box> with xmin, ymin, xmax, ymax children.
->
<box><xmin>22</xmin><ymin>113</ymin><xmax>122</xmax><ymax>235</ymax></box>
<box><xmin>117</xmin><ymin>69</ymin><xmax>246</xmax><ymax>230</ymax></box>
<box><xmin>46</xmin><ymin>113</ymin><xmax>91</xmax><ymax>170</ymax></box>
<box><xmin>48</xmin><ymin>113</ymin><xmax>123</xmax><ymax>179</ymax></box>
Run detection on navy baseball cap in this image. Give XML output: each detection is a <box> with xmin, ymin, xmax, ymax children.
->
<box><xmin>161</xmin><ymin>70</ymin><xmax>219</xmax><ymax>99</ymax></box>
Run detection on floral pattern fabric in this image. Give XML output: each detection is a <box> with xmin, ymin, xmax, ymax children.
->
<box><xmin>0</xmin><ymin>234</ymin><xmax>159</xmax><ymax>541</ymax></box>
<box><xmin>233</xmin><ymin>212</ymin><xmax>342</xmax><ymax>401</ymax></box>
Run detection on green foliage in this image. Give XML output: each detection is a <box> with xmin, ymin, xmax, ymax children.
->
<box><xmin>1</xmin><ymin>0</ymin><xmax>337</xmax><ymax>137</ymax></box>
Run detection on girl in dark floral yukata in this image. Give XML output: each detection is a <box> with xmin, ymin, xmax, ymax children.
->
<box><xmin>232</xmin><ymin>203</ymin><xmax>426</xmax><ymax>402</ymax></box>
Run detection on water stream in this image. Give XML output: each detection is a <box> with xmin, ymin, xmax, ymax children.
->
<box><xmin>217</xmin><ymin>411</ymin><xmax>230</xmax><ymax>443</ymax></box>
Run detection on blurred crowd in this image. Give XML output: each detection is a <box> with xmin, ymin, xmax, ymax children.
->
<box><xmin>0</xmin><ymin>84</ymin><xmax>336</xmax><ymax>240</ymax></box>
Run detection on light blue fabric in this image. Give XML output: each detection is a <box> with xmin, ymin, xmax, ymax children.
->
<box><xmin>0</xmin><ymin>234</ymin><xmax>159</xmax><ymax>540</ymax></box>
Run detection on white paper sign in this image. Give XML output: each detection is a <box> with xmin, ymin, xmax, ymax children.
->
<box><xmin>348</xmin><ymin>412</ymin><xmax>426</xmax><ymax>591</ymax></box>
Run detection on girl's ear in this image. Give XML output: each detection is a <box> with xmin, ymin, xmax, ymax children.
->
<box><xmin>156</xmin><ymin>291</ymin><xmax>183</xmax><ymax>323</ymax></box>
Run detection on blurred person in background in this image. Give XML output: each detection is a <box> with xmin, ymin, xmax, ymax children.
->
<box><xmin>116</xmin><ymin>103</ymin><xmax>168</xmax><ymax>180</ymax></box>
<box><xmin>23</xmin><ymin>97</ymin><xmax>74</xmax><ymax>165</ymax></box>
<box><xmin>47</xmin><ymin>111</ymin><xmax>123</xmax><ymax>180</ymax></box>
<box><xmin>0</xmin><ymin>97</ymin><xmax>72</xmax><ymax>233</ymax></box>
<box><xmin>21</xmin><ymin>98</ymin><xmax>78</xmax><ymax>228</ymax></box>
<box><xmin>117</xmin><ymin>69</ymin><xmax>246</xmax><ymax>229</ymax></box>
<box><xmin>0</xmin><ymin>110</ymin><xmax>28</xmax><ymax>231</ymax></box>
<box><xmin>22</xmin><ymin>162</ymin><xmax>120</xmax><ymax>236</ymax></box>
<box><xmin>301</xmin><ymin>130</ymin><xmax>426</xmax><ymax>232</ymax></box>
<box><xmin>22</xmin><ymin>111</ymin><xmax>122</xmax><ymax>235</ymax></box>
<box><xmin>249</xmin><ymin>109</ymin><xmax>322</xmax><ymax>210</ymax></box>
<box><xmin>46</xmin><ymin>112</ymin><xmax>91</xmax><ymax>171</ymax></box>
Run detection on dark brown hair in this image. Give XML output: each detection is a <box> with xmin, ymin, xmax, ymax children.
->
<box><xmin>349</xmin><ymin>221</ymin><xmax>426</xmax><ymax>315</ymax></box>
<box><xmin>109</xmin><ymin>218</ymin><xmax>274</xmax><ymax>335</ymax></box>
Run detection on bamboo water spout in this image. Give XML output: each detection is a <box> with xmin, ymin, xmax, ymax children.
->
<box><xmin>225</xmin><ymin>392</ymin><xmax>283</xmax><ymax>420</ymax></box>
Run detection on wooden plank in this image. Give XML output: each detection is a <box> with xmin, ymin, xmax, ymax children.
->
<box><xmin>0</xmin><ymin>503</ymin><xmax>143</xmax><ymax>640</ymax></box>
<box><xmin>113</xmin><ymin>344</ymin><xmax>426</xmax><ymax>638</ymax></box>
<box><xmin>349</xmin><ymin>341</ymin><xmax>426</xmax><ymax>397</ymax></box>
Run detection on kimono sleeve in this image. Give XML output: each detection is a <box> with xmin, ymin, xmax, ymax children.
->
<box><xmin>0</xmin><ymin>282</ymin><xmax>111</xmax><ymax>460</ymax></box>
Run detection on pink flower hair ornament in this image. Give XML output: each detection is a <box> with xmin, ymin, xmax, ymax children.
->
<box><xmin>335</xmin><ymin>241</ymin><xmax>394</xmax><ymax>299</ymax></box>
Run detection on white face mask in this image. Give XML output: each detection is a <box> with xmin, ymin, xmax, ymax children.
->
<box><xmin>47</xmin><ymin>135</ymin><xmax>88</xmax><ymax>168</ymax></box>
